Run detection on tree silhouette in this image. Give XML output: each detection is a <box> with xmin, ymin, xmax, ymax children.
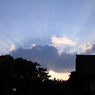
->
<box><xmin>0</xmin><ymin>55</ymin><xmax>51</xmax><ymax>95</ymax></box>
<box><xmin>0</xmin><ymin>55</ymin><xmax>66</xmax><ymax>95</ymax></box>
<box><xmin>37</xmin><ymin>67</ymin><xmax>50</xmax><ymax>82</ymax></box>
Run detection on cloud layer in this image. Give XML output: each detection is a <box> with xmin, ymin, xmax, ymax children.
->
<box><xmin>10</xmin><ymin>45</ymin><xmax>76</xmax><ymax>73</ymax></box>
<box><xmin>9</xmin><ymin>42</ymin><xmax>95</xmax><ymax>73</ymax></box>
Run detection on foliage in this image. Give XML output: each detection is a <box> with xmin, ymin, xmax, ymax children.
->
<box><xmin>0</xmin><ymin>55</ymin><xmax>66</xmax><ymax>95</ymax></box>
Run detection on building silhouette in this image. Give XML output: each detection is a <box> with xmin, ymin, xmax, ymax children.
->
<box><xmin>65</xmin><ymin>55</ymin><xmax>95</xmax><ymax>95</ymax></box>
<box><xmin>76</xmin><ymin>55</ymin><xmax>95</xmax><ymax>74</ymax></box>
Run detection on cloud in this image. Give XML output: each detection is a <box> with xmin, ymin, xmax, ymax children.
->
<box><xmin>8</xmin><ymin>42</ymin><xmax>95</xmax><ymax>76</ymax></box>
<box><xmin>8</xmin><ymin>45</ymin><xmax>16</xmax><ymax>52</ymax></box>
<box><xmin>51</xmin><ymin>35</ymin><xmax>77</xmax><ymax>46</ymax></box>
<box><xmin>10</xmin><ymin>45</ymin><xmax>76</xmax><ymax>73</ymax></box>
<box><xmin>31</xmin><ymin>44</ymin><xmax>37</xmax><ymax>47</ymax></box>
<box><xmin>79</xmin><ymin>42</ymin><xmax>94</xmax><ymax>50</ymax></box>
<box><xmin>78</xmin><ymin>42</ymin><xmax>95</xmax><ymax>55</ymax></box>
<box><xmin>9</xmin><ymin>42</ymin><xmax>95</xmax><ymax>73</ymax></box>
<box><xmin>84</xmin><ymin>42</ymin><xmax>95</xmax><ymax>55</ymax></box>
<box><xmin>49</xmin><ymin>70</ymin><xmax>70</xmax><ymax>80</ymax></box>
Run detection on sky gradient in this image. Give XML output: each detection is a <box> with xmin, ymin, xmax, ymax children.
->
<box><xmin>1</xmin><ymin>0</ymin><xmax>95</xmax><ymax>80</ymax></box>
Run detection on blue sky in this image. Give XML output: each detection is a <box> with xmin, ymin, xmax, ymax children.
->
<box><xmin>1</xmin><ymin>0</ymin><xmax>95</xmax><ymax>79</ymax></box>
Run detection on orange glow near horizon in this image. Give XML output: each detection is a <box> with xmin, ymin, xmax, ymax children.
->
<box><xmin>48</xmin><ymin>70</ymin><xmax>70</xmax><ymax>80</ymax></box>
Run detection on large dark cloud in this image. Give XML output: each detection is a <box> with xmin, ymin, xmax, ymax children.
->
<box><xmin>10</xmin><ymin>43</ymin><xmax>95</xmax><ymax>73</ymax></box>
<box><xmin>10</xmin><ymin>45</ymin><xmax>76</xmax><ymax>73</ymax></box>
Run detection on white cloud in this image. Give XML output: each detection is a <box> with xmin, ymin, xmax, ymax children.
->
<box><xmin>9</xmin><ymin>45</ymin><xmax>15</xmax><ymax>52</ymax></box>
<box><xmin>79</xmin><ymin>42</ymin><xmax>94</xmax><ymax>50</ymax></box>
<box><xmin>48</xmin><ymin>44</ymin><xmax>59</xmax><ymax>48</ymax></box>
<box><xmin>51</xmin><ymin>35</ymin><xmax>77</xmax><ymax>46</ymax></box>
<box><xmin>31</xmin><ymin>44</ymin><xmax>37</xmax><ymax>47</ymax></box>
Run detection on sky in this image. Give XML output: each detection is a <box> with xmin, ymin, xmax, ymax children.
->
<box><xmin>1</xmin><ymin>0</ymin><xmax>95</xmax><ymax>80</ymax></box>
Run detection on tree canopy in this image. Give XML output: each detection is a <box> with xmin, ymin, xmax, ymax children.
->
<box><xmin>0</xmin><ymin>55</ymin><xmax>65</xmax><ymax>95</ymax></box>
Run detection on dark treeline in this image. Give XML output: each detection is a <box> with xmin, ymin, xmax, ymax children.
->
<box><xmin>0</xmin><ymin>55</ymin><xmax>67</xmax><ymax>95</ymax></box>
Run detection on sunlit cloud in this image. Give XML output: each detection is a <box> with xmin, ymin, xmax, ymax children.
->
<box><xmin>31</xmin><ymin>44</ymin><xmax>37</xmax><ymax>47</ymax></box>
<box><xmin>49</xmin><ymin>70</ymin><xmax>70</xmax><ymax>80</ymax></box>
<box><xmin>48</xmin><ymin>44</ymin><xmax>59</xmax><ymax>48</ymax></box>
<box><xmin>80</xmin><ymin>42</ymin><xmax>95</xmax><ymax>55</ymax></box>
<box><xmin>51</xmin><ymin>35</ymin><xmax>77</xmax><ymax>46</ymax></box>
<box><xmin>79</xmin><ymin>42</ymin><xmax>94</xmax><ymax>50</ymax></box>
<box><xmin>8</xmin><ymin>45</ymin><xmax>16</xmax><ymax>52</ymax></box>
<box><xmin>24</xmin><ymin>44</ymin><xmax>37</xmax><ymax>49</ymax></box>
